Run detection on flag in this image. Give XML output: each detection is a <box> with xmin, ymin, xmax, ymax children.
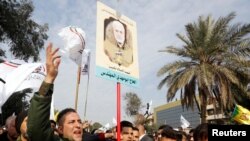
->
<box><xmin>0</xmin><ymin>60</ymin><xmax>43</xmax><ymax>110</ymax></box>
<box><xmin>0</xmin><ymin>60</ymin><xmax>23</xmax><ymax>86</ymax></box>
<box><xmin>81</xmin><ymin>49</ymin><xmax>90</xmax><ymax>75</ymax></box>
<box><xmin>3</xmin><ymin>63</ymin><xmax>42</xmax><ymax>95</ymax></box>
<box><xmin>0</xmin><ymin>60</ymin><xmax>20</xmax><ymax>111</ymax></box>
<box><xmin>58</xmin><ymin>26</ymin><xmax>86</xmax><ymax>66</ymax></box>
<box><xmin>0</xmin><ymin>60</ymin><xmax>20</xmax><ymax>96</ymax></box>
<box><xmin>15</xmin><ymin>64</ymin><xmax>46</xmax><ymax>92</ymax></box>
<box><xmin>231</xmin><ymin>104</ymin><xmax>250</xmax><ymax>125</ymax></box>
<box><xmin>180</xmin><ymin>115</ymin><xmax>190</xmax><ymax>129</ymax></box>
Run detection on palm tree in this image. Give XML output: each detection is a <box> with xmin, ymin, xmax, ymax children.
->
<box><xmin>157</xmin><ymin>12</ymin><xmax>250</xmax><ymax>123</ymax></box>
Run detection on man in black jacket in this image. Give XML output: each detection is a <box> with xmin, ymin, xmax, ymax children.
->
<box><xmin>136</xmin><ymin>124</ymin><xmax>153</xmax><ymax>141</ymax></box>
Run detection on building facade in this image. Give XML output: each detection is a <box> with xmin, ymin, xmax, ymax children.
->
<box><xmin>153</xmin><ymin>100</ymin><xmax>200</xmax><ymax>129</ymax></box>
<box><xmin>154</xmin><ymin>98</ymin><xmax>230</xmax><ymax>129</ymax></box>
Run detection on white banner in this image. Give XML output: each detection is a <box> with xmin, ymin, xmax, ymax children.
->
<box><xmin>0</xmin><ymin>61</ymin><xmax>20</xmax><ymax>94</ymax></box>
<box><xmin>0</xmin><ymin>60</ymin><xmax>44</xmax><ymax>109</ymax></box>
<box><xmin>15</xmin><ymin>65</ymin><xmax>46</xmax><ymax>92</ymax></box>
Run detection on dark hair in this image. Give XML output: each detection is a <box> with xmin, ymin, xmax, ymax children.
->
<box><xmin>161</xmin><ymin>128</ymin><xmax>178</xmax><ymax>140</ymax></box>
<box><xmin>158</xmin><ymin>124</ymin><xmax>173</xmax><ymax>130</ymax></box>
<box><xmin>132</xmin><ymin>126</ymin><xmax>139</xmax><ymax>131</ymax></box>
<box><xmin>15</xmin><ymin>110</ymin><xmax>28</xmax><ymax>134</ymax></box>
<box><xmin>177</xmin><ymin>131</ymin><xmax>188</xmax><ymax>141</ymax></box>
<box><xmin>193</xmin><ymin>123</ymin><xmax>208</xmax><ymax>141</ymax></box>
<box><xmin>57</xmin><ymin>108</ymin><xmax>77</xmax><ymax>126</ymax></box>
<box><xmin>189</xmin><ymin>128</ymin><xmax>195</xmax><ymax>134</ymax></box>
<box><xmin>120</xmin><ymin>120</ymin><xmax>133</xmax><ymax>132</ymax></box>
<box><xmin>50</xmin><ymin>120</ymin><xmax>56</xmax><ymax>125</ymax></box>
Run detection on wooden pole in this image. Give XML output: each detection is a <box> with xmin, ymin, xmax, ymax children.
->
<box><xmin>74</xmin><ymin>65</ymin><xmax>81</xmax><ymax>111</ymax></box>
<box><xmin>83</xmin><ymin>71</ymin><xmax>90</xmax><ymax>120</ymax></box>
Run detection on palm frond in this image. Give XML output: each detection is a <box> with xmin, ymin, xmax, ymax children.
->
<box><xmin>157</xmin><ymin>60</ymin><xmax>196</xmax><ymax>77</ymax></box>
<box><xmin>166</xmin><ymin>68</ymin><xmax>196</xmax><ymax>101</ymax></box>
<box><xmin>182</xmin><ymin>77</ymin><xmax>197</xmax><ymax>110</ymax></box>
<box><xmin>217</xmin><ymin>66</ymin><xmax>240</xmax><ymax>86</ymax></box>
<box><xmin>176</xmin><ymin>33</ymin><xmax>191</xmax><ymax>47</ymax></box>
<box><xmin>158</xmin><ymin>75</ymin><xmax>169</xmax><ymax>89</ymax></box>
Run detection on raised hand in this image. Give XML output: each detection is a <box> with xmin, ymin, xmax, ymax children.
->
<box><xmin>44</xmin><ymin>43</ymin><xmax>61</xmax><ymax>83</ymax></box>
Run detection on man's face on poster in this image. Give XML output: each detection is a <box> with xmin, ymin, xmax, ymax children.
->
<box><xmin>112</xmin><ymin>21</ymin><xmax>125</xmax><ymax>47</ymax></box>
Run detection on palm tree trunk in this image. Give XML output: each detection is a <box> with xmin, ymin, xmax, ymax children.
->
<box><xmin>200</xmin><ymin>96</ymin><xmax>207</xmax><ymax>123</ymax></box>
<box><xmin>199</xmin><ymin>88</ymin><xmax>208</xmax><ymax>123</ymax></box>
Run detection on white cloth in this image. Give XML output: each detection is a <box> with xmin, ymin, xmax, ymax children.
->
<box><xmin>0</xmin><ymin>62</ymin><xmax>42</xmax><ymax>110</ymax></box>
<box><xmin>58</xmin><ymin>26</ymin><xmax>86</xmax><ymax>65</ymax></box>
<box><xmin>15</xmin><ymin>64</ymin><xmax>46</xmax><ymax>92</ymax></box>
<box><xmin>180</xmin><ymin>115</ymin><xmax>190</xmax><ymax>129</ymax></box>
<box><xmin>81</xmin><ymin>49</ymin><xmax>90</xmax><ymax>75</ymax></box>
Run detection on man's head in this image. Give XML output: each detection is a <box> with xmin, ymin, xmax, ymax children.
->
<box><xmin>15</xmin><ymin>110</ymin><xmax>28</xmax><ymax>140</ymax></box>
<box><xmin>120</xmin><ymin>120</ymin><xmax>133</xmax><ymax>141</ymax></box>
<box><xmin>50</xmin><ymin>120</ymin><xmax>56</xmax><ymax>129</ymax></box>
<box><xmin>160</xmin><ymin>128</ymin><xmax>178</xmax><ymax>141</ymax></box>
<box><xmin>112</xmin><ymin>20</ymin><xmax>125</xmax><ymax>47</ymax></box>
<box><xmin>5</xmin><ymin>115</ymin><xmax>18</xmax><ymax>141</ymax></box>
<box><xmin>50</xmin><ymin>119</ymin><xmax>59</xmax><ymax>135</ymax></box>
<box><xmin>132</xmin><ymin>126</ymin><xmax>139</xmax><ymax>141</ymax></box>
<box><xmin>135</xmin><ymin>124</ymin><xmax>146</xmax><ymax>137</ymax></box>
<box><xmin>188</xmin><ymin>129</ymin><xmax>194</xmax><ymax>141</ymax></box>
<box><xmin>193</xmin><ymin>123</ymin><xmax>208</xmax><ymax>141</ymax></box>
<box><xmin>57</xmin><ymin>108</ymin><xmax>83</xmax><ymax>141</ymax></box>
<box><xmin>157</xmin><ymin>125</ymin><xmax>173</xmax><ymax>141</ymax></box>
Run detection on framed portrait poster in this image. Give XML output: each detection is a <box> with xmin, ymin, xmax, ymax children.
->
<box><xmin>96</xmin><ymin>1</ymin><xmax>139</xmax><ymax>87</ymax></box>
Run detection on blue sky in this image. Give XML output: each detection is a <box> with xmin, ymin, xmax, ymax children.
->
<box><xmin>30</xmin><ymin>0</ymin><xmax>250</xmax><ymax>125</ymax></box>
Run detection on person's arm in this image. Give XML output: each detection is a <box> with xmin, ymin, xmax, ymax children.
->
<box><xmin>27</xmin><ymin>43</ymin><xmax>61</xmax><ymax>141</ymax></box>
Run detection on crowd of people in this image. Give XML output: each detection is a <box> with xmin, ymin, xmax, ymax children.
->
<box><xmin>0</xmin><ymin>43</ymin><xmax>208</xmax><ymax>141</ymax></box>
